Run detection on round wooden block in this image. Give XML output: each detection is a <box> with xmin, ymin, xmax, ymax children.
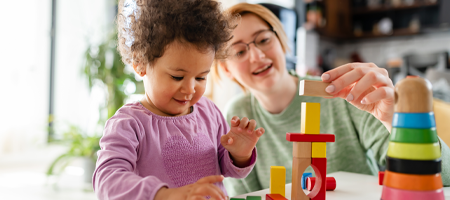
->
<box><xmin>390</xmin><ymin>127</ymin><xmax>438</xmax><ymax>143</ymax></box>
<box><xmin>381</xmin><ymin>186</ymin><xmax>445</xmax><ymax>200</ymax></box>
<box><xmin>387</xmin><ymin>142</ymin><xmax>441</xmax><ymax>160</ymax></box>
<box><xmin>392</xmin><ymin>112</ymin><xmax>436</xmax><ymax>129</ymax></box>
<box><xmin>394</xmin><ymin>76</ymin><xmax>433</xmax><ymax>113</ymax></box>
<box><xmin>306</xmin><ymin>177</ymin><xmax>336</xmax><ymax>191</ymax></box>
<box><xmin>383</xmin><ymin>170</ymin><xmax>443</xmax><ymax>191</ymax></box>
<box><xmin>386</xmin><ymin>156</ymin><xmax>441</xmax><ymax>175</ymax></box>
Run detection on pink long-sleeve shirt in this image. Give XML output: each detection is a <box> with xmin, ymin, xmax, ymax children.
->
<box><xmin>93</xmin><ymin>97</ymin><xmax>257</xmax><ymax>200</ymax></box>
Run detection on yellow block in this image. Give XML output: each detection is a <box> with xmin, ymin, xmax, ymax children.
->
<box><xmin>301</xmin><ymin>102</ymin><xmax>320</xmax><ymax>134</ymax></box>
<box><xmin>270</xmin><ymin>166</ymin><xmax>286</xmax><ymax>197</ymax></box>
<box><xmin>312</xmin><ymin>142</ymin><xmax>327</xmax><ymax>158</ymax></box>
<box><xmin>387</xmin><ymin>142</ymin><xmax>441</xmax><ymax>160</ymax></box>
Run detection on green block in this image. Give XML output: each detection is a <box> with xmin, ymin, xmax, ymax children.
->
<box><xmin>230</xmin><ymin>198</ymin><xmax>245</xmax><ymax>200</ymax></box>
<box><xmin>390</xmin><ymin>127</ymin><xmax>438</xmax><ymax>143</ymax></box>
<box><xmin>246</xmin><ymin>196</ymin><xmax>262</xmax><ymax>200</ymax></box>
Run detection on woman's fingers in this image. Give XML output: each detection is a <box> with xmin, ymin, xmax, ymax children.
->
<box><xmin>321</xmin><ymin>62</ymin><xmax>377</xmax><ymax>82</ymax></box>
<box><xmin>325</xmin><ymin>66</ymin><xmax>372</xmax><ymax>95</ymax></box>
<box><xmin>346</xmin><ymin>69</ymin><xmax>393</xmax><ymax>102</ymax></box>
<box><xmin>360</xmin><ymin>86</ymin><xmax>395</xmax><ymax>105</ymax></box>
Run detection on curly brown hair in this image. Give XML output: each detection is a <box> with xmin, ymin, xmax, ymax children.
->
<box><xmin>117</xmin><ymin>0</ymin><xmax>236</xmax><ymax>71</ymax></box>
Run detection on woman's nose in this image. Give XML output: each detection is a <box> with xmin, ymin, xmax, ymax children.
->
<box><xmin>248</xmin><ymin>45</ymin><xmax>265</xmax><ymax>63</ymax></box>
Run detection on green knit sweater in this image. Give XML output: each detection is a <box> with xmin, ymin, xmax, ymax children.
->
<box><xmin>222</xmin><ymin>73</ymin><xmax>450</xmax><ymax>196</ymax></box>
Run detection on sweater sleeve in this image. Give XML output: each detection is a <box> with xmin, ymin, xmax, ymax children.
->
<box><xmin>345</xmin><ymin>102</ymin><xmax>390</xmax><ymax>167</ymax></box>
<box><xmin>438</xmin><ymin>137</ymin><xmax>450</xmax><ymax>186</ymax></box>
<box><xmin>93</xmin><ymin>114</ymin><xmax>168</xmax><ymax>200</ymax></box>
<box><xmin>214</xmin><ymin>100</ymin><xmax>257</xmax><ymax>178</ymax></box>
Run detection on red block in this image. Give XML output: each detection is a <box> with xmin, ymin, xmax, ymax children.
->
<box><xmin>379</xmin><ymin>171</ymin><xmax>385</xmax><ymax>185</ymax></box>
<box><xmin>306</xmin><ymin>177</ymin><xmax>336</xmax><ymax>191</ymax></box>
<box><xmin>286</xmin><ymin>133</ymin><xmax>335</xmax><ymax>142</ymax></box>
<box><xmin>266</xmin><ymin>194</ymin><xmax>288</xmax><ymax>200</ymax></box>
<box><xmin>308</xmin><ymin>158</ymin><xmax>327</xmax><ymax>200</ymax></box>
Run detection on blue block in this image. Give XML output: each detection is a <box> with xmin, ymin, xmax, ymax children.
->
<box><xmin>392</xmin><ymin>112</ymin><xmax>435</xmax><ymax>129</ymax></box>
<box><xmin>301</xmin><ymin>173</ymin><xmax>313</xmax><ymax>189</ymax></box>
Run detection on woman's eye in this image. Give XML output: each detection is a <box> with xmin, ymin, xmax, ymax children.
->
<box><xmin>172</xmin><ymin>76</ymin><xmax>183</xmax><ymax>81</ymax></box>
<box><xmin>196</xmin><ymin>77</ymin><xmax>206</xmax><ymax>81</ymax></box>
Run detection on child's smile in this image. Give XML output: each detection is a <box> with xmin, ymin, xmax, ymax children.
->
<box><xmin>139</xmin><ymin>40</ymin><xmax>215</xmax><ymax>117</ymax></box>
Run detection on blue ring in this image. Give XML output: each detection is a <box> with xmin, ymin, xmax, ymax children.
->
<box><xmin>392</xmin><ymin>112</ymin><xmax>435</xmax><ymax>129</ymax></box>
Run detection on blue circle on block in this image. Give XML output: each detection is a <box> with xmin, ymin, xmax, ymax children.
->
<box><xmin>301</xmin><ymin>173</ymin><xmax>313</xmax><ymax>189</ymax></box>
<box><xmin>392</xmin><ymin>112</ymin><xmax>435</xmax><ymax>129</ymax></box>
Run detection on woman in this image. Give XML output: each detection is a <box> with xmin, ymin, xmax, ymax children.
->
<box><xmin>214</xmin><ymin>3</ymin><xmax>450</xmax><ymax>196</ymax></box>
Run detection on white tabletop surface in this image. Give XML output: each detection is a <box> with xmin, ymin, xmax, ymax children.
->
<box><xmin>232</xmin><ymin>171</ymin><xmax>450</xmax><ymax>200</ymax></box>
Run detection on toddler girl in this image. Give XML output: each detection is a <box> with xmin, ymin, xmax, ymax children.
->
<box><xmin>92</xmin><ymin>0</ymin><xmax>265</xmax><ymax>200</ymax></box>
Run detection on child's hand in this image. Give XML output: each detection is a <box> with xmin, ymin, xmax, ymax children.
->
<box><xmin>154</xmin><ymin>175</ymin><xmax>226</xmax><ymax>200</ymax></box>
<box><xmin>221</xmin><ymin>116</ymin><xmax>265</xmax><ymax>167</ymax></box>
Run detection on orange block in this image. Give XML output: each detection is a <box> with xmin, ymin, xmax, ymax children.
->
<box><xmin>383</xmin><ymin>170</ymin><xmax>443</xmax><ymax>191</ymax></box>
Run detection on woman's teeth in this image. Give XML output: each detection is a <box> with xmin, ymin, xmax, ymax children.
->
<box><xmin>253</xmin><ymin>64</ymin><xmax>272</xmax><ymax>75</ymax></box>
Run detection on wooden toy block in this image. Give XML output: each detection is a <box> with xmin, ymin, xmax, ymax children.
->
<box><xmin>293</xmin><ymin>142</ymin><xmax>312</xmax><ymax>158</ymax></box>
<box><xmin>270</xmin><ymin>166</ymin><xmax>286</xmax><ymax>197</ymax></box>
<box><xmin>291</xmin><ymin>158</ymin><xmax>311</xmax><ymax>200</ymax></box>
<box><xmin>394</xmin><ymin>76</ymin><xmax>433</xmax><ymax>113</ymax></box>
<box><xmin>301</xmin><ymin>102</ymin><xmax>320</xmax><ymax>134</ymax></box>
<box><xmin>287</xmin><ymin>133</ymin><xmax>335</xmax><ymax>142</ymax></box>
<box><xmin>387</xmin><ymin>142</ymin><xmax>441</xmax><ymax>160</ymax></box>
<box><xmin>311</xmin><ymin>142</ymin><xmax>326</xmax><ymax>158</ymax></box>
<box><xmin>306</xmin><ymin>177</ymin><xmax>336</xmax><ymax>191</ymax></box>
<box><xmin>308</xmin><ymin>158</ymin><xmax>327</xmax><ymax>200</ymax></box>
<box><xmin>383</xmin><ymin>170</ymin><xmax>443</xmax><ymax>191</ymax></box>
<box><xmin>246</xmin><ymin>196</ymin><xmax>262</xmax><ymax>200</ymax></box>
<box><xmin>299</xmin><ymin>80</ymin><xmax>332</xmax><ymax>97</ymax></box>
<box><xmin>386</xmin><ymin>156</ymin><xmax>441</xmax><ymax>175</ymax></box>
<box><xmin>266</xmin><ymin>194</ymin><xmax>288</xmax><ymax>200</ymax></box>
<box><xmin>301</xmin><ymin>172</ymin><xmax>313</xmax><ymax>189</ymax></box>
<box><xmin>390</xmin><ymin>127</ymin><xmax>438</xmax><ymax>143</ymax></box>
<box><xmin>230</xmin><ymin>198</ymin><xmax>245</xmax><ymax>200</ymax></box>
<box><xmin>381</xmin><ymin>186</ymin><xmax>445</xmax><ymax>200</ymax></box>
<box><xmin>378</xmin><ymin>171</ymin><xmax>385</xmax><ymax>185</ymax></box>
<box><xmin>392</xmin><ymin>112</ymin><xmax>435</xmax><ymax>129</ymax></box>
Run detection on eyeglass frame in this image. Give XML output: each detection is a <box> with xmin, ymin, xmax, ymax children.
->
<box><xmin>227</xmin><ymin>29</ymin><xmax>278</xmax><ymax>62</ymax></box>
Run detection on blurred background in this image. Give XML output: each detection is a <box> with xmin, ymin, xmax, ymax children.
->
<box><xmin>1</xmin><ymin>0</ymin><xmax>450</xmax><ymax>199</ymax></box>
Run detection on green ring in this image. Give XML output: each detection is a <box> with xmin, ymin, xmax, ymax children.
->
<box><xmin>390</xmin><ymin>127</ymin><xmax>438</xmax><ymax>143</ymax></box>
<box><xmin>387</xmin><ymin>142</ymin><xmax>441</xmax><ymax>160</ymax></box>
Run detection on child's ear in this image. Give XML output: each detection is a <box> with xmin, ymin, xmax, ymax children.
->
<box><xmin>219</xmin><ymin>61</ymin><xmax>234</xmax><ymax>80</ymax></box>
<box><xmin>132</xmin><ymin>63</ymin><xmax>146</xmax><ymax>77</ymax></box>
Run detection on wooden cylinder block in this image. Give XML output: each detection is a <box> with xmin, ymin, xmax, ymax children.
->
<box><xmin>390</xmin><ymin>127</ymin><xmax>438</xmax><ymax>143</ymax></box>
<box><xmin>392</xmin><ymin>113</ymin><xmax>436</xmax><ymax>129</ymax></box>
<box><xmin>383</xmin><ymin>170</ymin><xmax>443</xmax><ymax>191</ymax></box>
<box><xmin>394</xmin><ymin>76</ymin><xmax>433</xmax><ymax>113</ymax></box>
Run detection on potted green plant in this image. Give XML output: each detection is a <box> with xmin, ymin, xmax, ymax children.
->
<box><xmin>46</xmin><ymin>31</ymin><xmax>141</xmax><ymax>185</ymax></box>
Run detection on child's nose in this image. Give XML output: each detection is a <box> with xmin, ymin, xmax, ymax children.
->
<box><xmin>181</xmin><ymin>79</ymin><xmax>196</xmax><ymax>94</ymax></box>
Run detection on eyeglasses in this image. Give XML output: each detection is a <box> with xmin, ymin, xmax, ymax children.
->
<box><xmin>228</xmin><ymin>29</ymin><xmax>277</xmax><ymax>63</ymax></box>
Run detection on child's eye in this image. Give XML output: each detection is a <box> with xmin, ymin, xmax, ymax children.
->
<box><xmin>172</xmin><ymin>76</ymin><xmax>183</xmax><ymax>81</ymax></box>
<box><xmin>196</xmin><ymin>77</ymin><xmax>206</xmax><ymax>81</ymax></box>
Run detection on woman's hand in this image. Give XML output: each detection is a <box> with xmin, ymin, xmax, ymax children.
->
<box><xmin>321</xmin><ymin>62</ymin><xmax>395</xmax><ymax>131</ymax></box>
<box><xmin>221</xmin><ymin>116</ymin><xmax>265</xmax><ymax>167</ymax></box>
<box><xmin>154</xmin><ymin>175</ymin><xmax>226</xmax><ymax>200</ymax></box>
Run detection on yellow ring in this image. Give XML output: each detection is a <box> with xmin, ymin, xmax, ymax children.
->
<box><xmin>387</xmin><ymin>142</ymin><xmax>441</xmax><ymax>160</ymax></box>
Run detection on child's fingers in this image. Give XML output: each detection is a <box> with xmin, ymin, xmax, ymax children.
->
<box><xmin>192</xmin><ymin>184</ymin><xmax>225</xmax><ymax>200</ymax></box>
<box><xmin>196</xmin><ymin>175</ymin><xmax>225</xmax><ymax>184</ymax></box>
<box><xmin>238</xmin><ymin>117</ymin><xmax>249</xmax><ymax>129</ymax></box>
<box><xmin>246</xmin><ymin>119</ymin><xmax>256</xmax><ymax>133</ymax></box>
<box><xmin>255</xmin><ymin>128</ymin><xmax>265</xmax><ymax>136</ymax></box>
<box><xmin>220</xmin><ymin>134</ymin><xmax>233</xmax><ymax>146</ymax></box>
<box><xmin>230</xmin><ymin>116</ymin><xmax>240</xmax><ymax>127</ymax></box>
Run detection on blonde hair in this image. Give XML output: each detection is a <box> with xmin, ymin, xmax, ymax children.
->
<box><xmin>212</xmin><ymin>3</ymin><xmax>290</xmax><ymax>92</ymax></box>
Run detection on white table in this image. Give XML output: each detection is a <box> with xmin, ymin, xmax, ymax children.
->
<box><xmin>232</xmin><ymin>171</ymin><xmax>450</xmax><ymax>200</ymax></box>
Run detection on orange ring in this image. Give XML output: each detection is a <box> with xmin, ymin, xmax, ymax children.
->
<box><xmin>384</xmin><ymin>170</ymin><xmax>443</xmax><ymax>191</ymax></box>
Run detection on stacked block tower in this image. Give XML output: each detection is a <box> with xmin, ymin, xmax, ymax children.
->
<box><xmin>381</xmin><ymin>76</ymin><xmax>444</xmax><ymax>200</ymax></box>
<box><xmin>286</xmin><ymin>102</ymin><xmax>335</xmax><ymax>200</ymax></box>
